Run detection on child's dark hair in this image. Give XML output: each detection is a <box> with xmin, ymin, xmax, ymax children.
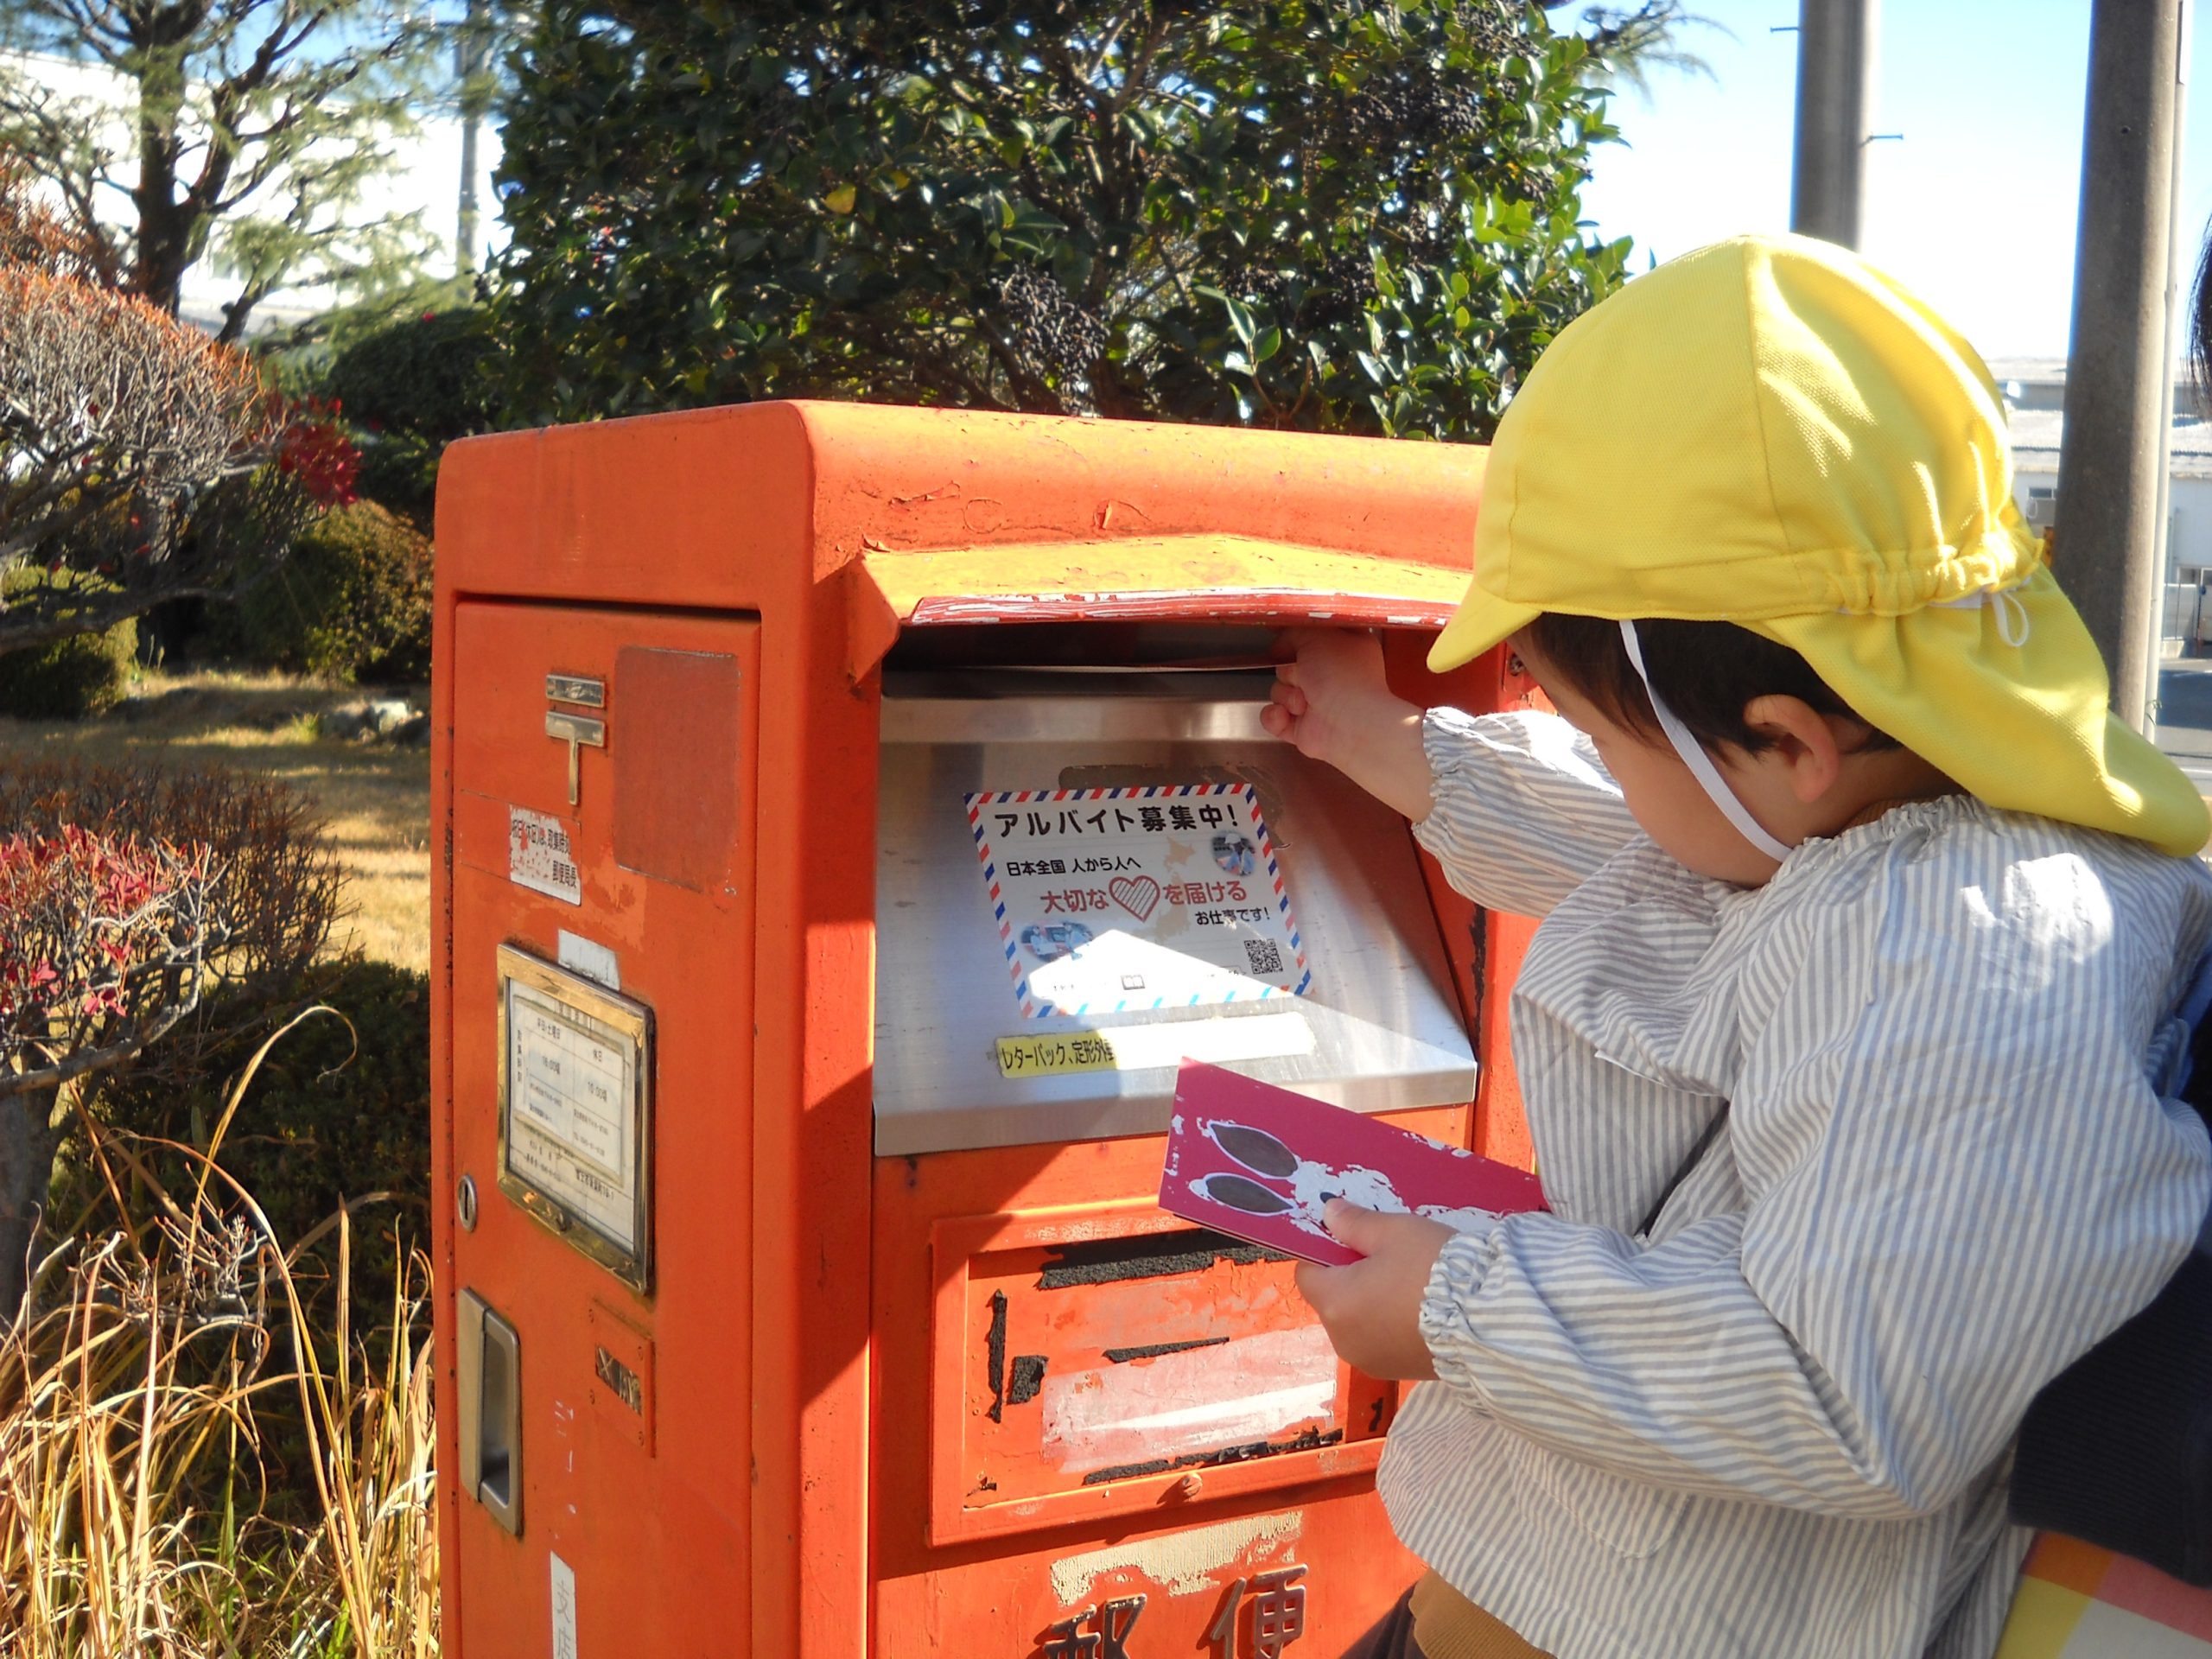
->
<box><xmin>1522</xmin><ymin>613</ymin><xmax>1900</xmax><ymax>755</ymax></box>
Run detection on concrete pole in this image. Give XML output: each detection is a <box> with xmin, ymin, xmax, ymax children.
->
<box><xmin>455</xmin><ymin>0</ymin><xmax>488</xmax><ymax>276</ymax></box>
<box><xmin>2055</xmin><ymin>0</ymin><xmax>2186</xmax><ymax>732</ymax></box>
<box><xmin>2152</xmin><ymin>2</ymin><xmax>2192</xmax><ymax>696</ymax></box>
<box><xmin>1789</xmin><ymin>0</ymin><xmax>1878</xmax><ymax>247</ymax></box>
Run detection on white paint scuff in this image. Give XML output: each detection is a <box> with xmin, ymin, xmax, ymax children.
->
<box><xmin>1048</xmin><ymin>1510</ymin><xmax>1306</xmax><ymax>1604</ymax></box>
<box><xmin>1039</xmin><ymin>1325</ymin><xmax>1337</xmax><ymax>1476</ymax></box>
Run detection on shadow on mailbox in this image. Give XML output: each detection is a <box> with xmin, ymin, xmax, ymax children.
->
<box><xmin>429</xmin><ymin>403</ymin><xmax>1541</xmax><ymax>1659</ymax></box>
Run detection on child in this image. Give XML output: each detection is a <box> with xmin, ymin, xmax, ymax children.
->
<box><xmin>1266</xmin><ymin>234</ymin><xmax>2212</xmax><ymax>1659</ymax></box>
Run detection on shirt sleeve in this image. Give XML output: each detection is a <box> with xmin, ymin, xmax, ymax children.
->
<box><xmin>1416</xmin><ymin>842</ymin><xmax>2212</xmax><ymax>1519</ymax></box>
<box><xmin>1411</xmin><ymin>707</ymin><xmax>1640</xmax><ymax>919</ymax></box>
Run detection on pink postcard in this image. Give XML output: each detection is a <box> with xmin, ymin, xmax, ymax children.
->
<box><xmin>1159</xmin><ymin>1060</ymin><xmax>1548</xmax><ymax>1266</ymax></box>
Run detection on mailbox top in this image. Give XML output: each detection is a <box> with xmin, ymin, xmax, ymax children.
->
<box><xmin>843</xmin><ymin>532</ymin><xmax>1471</xmax><ymax>678</ymax></box>
<box><xmin>435</xmin><ymin>403</ymin><xmax>1486</xmax><ymax>669</ymax></box>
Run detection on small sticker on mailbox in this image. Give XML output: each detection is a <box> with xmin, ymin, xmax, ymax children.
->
<box><xmin>994</xmin><ymin>1012</ymin><xmax>1316</xmax><ymax>1079</ymax></box>
<box><xmin>550</xmin><ymin>1552</ymin><xmax>578</xmax><ymax>1659</ymax></box>
<box><xmin>510</xmin><ymin>806</ymin><xmax>582</xmax><ymax>906</ymax></box>
<box><xmin>995</xmin><ymin>1032</ymin><xmax>1121</xmax><ymax>1077</ymax></box>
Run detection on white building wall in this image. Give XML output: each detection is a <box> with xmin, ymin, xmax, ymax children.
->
<box><xmin>2017</xmin><ymin>461</ymin><xmax>2212</xmax><ymax>654</ymax></box>
<box><xmin>2159</xmin><ymin>477</ymin><xmax>2212</xmax><ymax>652</ymax></box>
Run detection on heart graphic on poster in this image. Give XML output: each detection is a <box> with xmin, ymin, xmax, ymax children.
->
<box><xmin>1109</xmin><ymin>875</ymin><xmax>1162</xmax><ymax>922</ymax></box>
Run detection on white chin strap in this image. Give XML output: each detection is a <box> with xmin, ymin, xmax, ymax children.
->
<box><xmin>1618</xmin><ymin>620</ymin><xmax>1796</xmax><ymax>864</ymax></box>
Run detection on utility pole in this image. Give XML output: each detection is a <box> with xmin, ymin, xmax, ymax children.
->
<box><xmin>2054</xmin><ymin>0</ymin><xmax>2186</xmax><ymax>731</ymax></box>
<box><xmin>1789</xmin><ymin>0</ymin><xmax>1878</xmax><ymax>247</ymax></box>
<box><xmin>455</xmin><ymin>0</ymin><xmax>489</xmax><ymax>276</ymax></box>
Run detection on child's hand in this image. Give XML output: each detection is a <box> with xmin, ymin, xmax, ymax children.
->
<box><xmin>1262</xmin><ymin>631</ymin><xmax>1433</xmax><ymax>822</ymax></box>
<box><xmin>1261</xmin><ymin>630</ymin><xmax>1402</xmax><ymax>767</ymax></box>
<box><xmin>1294</xmin><ymin>1201</ymin><xmax>1454</xmax><ymax>1382</ymax></box>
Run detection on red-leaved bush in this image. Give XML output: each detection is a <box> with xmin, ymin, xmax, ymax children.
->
<box><xmin>0</xmin><ymin>819</ymin><xmax>233</xmax><ymax>1313</ymax></box>
<box><xmin>0</xmin><ymin>823</ymin><xmax>226</xmax><ymax>1094</ymax></box>
<box><xmin>0</xmin><ymin>760</ymin><xmax>344</xmax><ymax>1313</ymax></box>
<box><xmin>276</xmin><ymin>398</ymin><xmax>362</xmax><ymax>509</ymax></box>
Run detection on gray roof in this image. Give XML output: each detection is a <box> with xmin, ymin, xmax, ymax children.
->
<box><xmin>2007</xmin><ymin>405</ymin><xmax>2212</xmax><ymax>481</ymax></box>
<box><xmin>1984</xmin><ymin>357</ymin><xmax>2068</xmax><ymax>388</ymax></box>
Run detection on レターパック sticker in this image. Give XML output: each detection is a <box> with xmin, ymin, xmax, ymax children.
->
<box><xmin>994</xmin><ymin>1011</ymin><xmax>1316</xmax><ymax>1078</ymax></box>
<box><xmin>965</xmin><ymin>784</ymin><xmax>1312</xmax><ymax>1018</ymax></box>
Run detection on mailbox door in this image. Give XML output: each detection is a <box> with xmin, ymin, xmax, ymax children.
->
<box><xmin>442</xmin><ymin>601</ymin><xmax>759</xmax><ymax>1659</ymax></box>
<box><xmin>870</xmin><ymin>1123</ymin><xmax>1443</xmax><ymax>1655</ymax></box>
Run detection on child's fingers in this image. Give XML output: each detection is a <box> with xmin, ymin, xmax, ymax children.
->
<box><xmin>1321</xmin><ymin>1199</ymin><xmax>1390</xmax><ymax>1255</ymax></box>
<box><xmin>1293</xmin><ymin>1257</ymin><xmax>1352</xmax><ymax>1318</ymax></box>
<box><xmin>1262</xmin><ymin>683</ymin><xmax>1315</xmax><ymax>750</ymax></box>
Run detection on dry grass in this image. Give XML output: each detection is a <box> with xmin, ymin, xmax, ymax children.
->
<box><xmin>0</xmin><ymin>1020</ymin><xmax>439</xmax><ymax>1658</ymax></box>
<box><xmin>0</xmin><ymin>670</ymin><xmax>430</xmax><ymax>972</ymax></box>
<box><xmin>0</xmin><ymin>674</ymin><xmax>440</xmax><ymax>1655</ymax></box>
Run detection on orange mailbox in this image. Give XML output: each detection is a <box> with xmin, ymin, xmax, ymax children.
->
<box><xmin>430</xmin><ymin>403</ymin><xmax>1535</xmax><ymax>1659</ymax></box>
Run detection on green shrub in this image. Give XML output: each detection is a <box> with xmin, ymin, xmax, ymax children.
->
<box><xmin>0</xmin><ymin>616</ymin><xmax>137</xmax><ymax>717</ymax></box>
<box><xmin>226</xmin><ymin>501</ymin><xmax>432</xmax><ymax>682</ymax></box>
<box><xmin>327</xmin><ymin>307</ymin><xmax>499</xmax><ymax>438</ymax></box>
<box><xmin>80</xmin><ymin>959</ymin><xmax>433</xmax><ymax>1285</ymax></box>
<box><xmin>326</xmin><ymin>308</ymin><xmax>499</xmax><ymax>520</ymax></box>
<box><xmin>352</xmin><ymin>429</ymin><xmax>441</xmax><ymax>524</ymax></box>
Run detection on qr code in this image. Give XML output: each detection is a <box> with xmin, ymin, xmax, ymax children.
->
<box><xmin>1243</xmin><ymin>938</ymin><xmax>1285</xmax><ymax>976</ymax></box>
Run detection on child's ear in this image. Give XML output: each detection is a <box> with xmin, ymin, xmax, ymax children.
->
<box><xmin>1739</xmin><ymin>695</ymin><xmax>1844</xmax><ymax>804</ymax></box>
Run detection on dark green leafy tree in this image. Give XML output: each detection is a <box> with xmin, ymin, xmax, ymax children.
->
<box><xmin>492</xmin><ymin>0</ymin><xmax>1668</xmax><ymax>440</ymax></box>
<box><xmin>325</xmin><ymin>306</ymin><xmax>502</xmax><ymax>522</ymax></box>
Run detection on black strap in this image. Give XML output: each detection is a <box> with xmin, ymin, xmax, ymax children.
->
<box><xmin>2004</xmin><ymin>982</ymin><xmax>2212</xmax><ymax>1580</ymax></box>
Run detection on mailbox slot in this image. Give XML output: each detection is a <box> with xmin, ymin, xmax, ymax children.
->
<box><xmin>874</xmin><ymin>666</ymin><xmax>1476</xmax><ymax>1155</ymax></box>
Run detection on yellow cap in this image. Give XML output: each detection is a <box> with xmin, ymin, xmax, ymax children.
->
<box><xmin>1430</xmin><ymin>232</ymin><xmax>2209</xmax><ymax>858</ymax></box>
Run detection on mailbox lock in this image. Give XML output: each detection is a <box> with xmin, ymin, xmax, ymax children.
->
<box><xmin>456</xmin><ymin>1174</ymin><xmax>479</xmax><ymax>1233</ymax></box>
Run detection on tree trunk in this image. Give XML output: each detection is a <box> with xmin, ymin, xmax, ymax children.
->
<box><xmin>0</xmin><ymin>1086</ymin><xmax>64</xmax><ymax>1319</ymax></box>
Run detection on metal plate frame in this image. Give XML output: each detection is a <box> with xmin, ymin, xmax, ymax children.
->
<box><xmin>495</xmin><ymin>944</ymin><xmax>655</xmax><ymax>1293</ymax></box>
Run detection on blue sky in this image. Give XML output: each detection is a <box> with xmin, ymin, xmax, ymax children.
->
<box><xmin>1578</xmin><ymin>0</ymin><xmax>2212</xmax><ymax>359</ymax></box>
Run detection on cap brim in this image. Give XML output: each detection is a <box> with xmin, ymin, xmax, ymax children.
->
<box><xmin>1764</xmin><ymin>583</ymin><xmax>2211</xmax><ymax>858</ymax></box>
<box><xmin>1427</xmin><ymin>581</ymin><xmax>1540</xmax><ymax>674</ymax></box>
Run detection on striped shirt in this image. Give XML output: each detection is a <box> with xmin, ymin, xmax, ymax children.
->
<box><xmin>1379</xmin><ymin>707</ymin><xmax>2212</xmax><ymax>1659</ymax></box>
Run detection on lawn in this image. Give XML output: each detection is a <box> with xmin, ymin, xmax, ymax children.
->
<box><xmin>0</xmin><ymin>668</ymin><xmax>432</xmax><ymax>970</ymax></box>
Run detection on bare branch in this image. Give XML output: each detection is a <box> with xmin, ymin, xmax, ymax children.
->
<box><xmin>2</xmin><ymin>993</ymin><xmax>200</xmax><ymax>1099</ymax></box>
